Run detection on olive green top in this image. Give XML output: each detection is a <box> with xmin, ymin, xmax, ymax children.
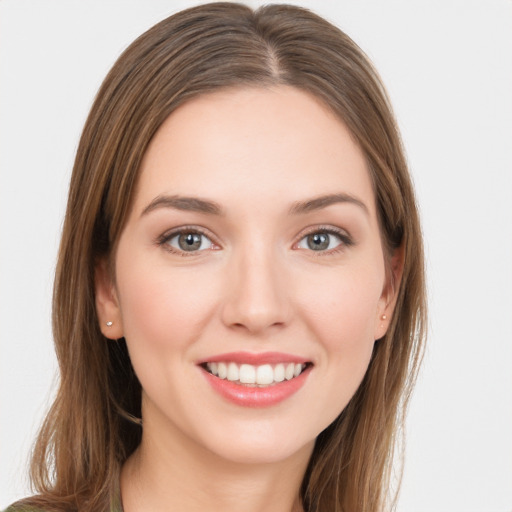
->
<box><xmin>3</xmin><ymin>508</ymin><xmax>46</xmax><ymax>512</ymax></box>
<box><xmin>2</xmin><ymin>479</ymin><xmax>123</xmax><ymax>512</ymax></box>
<box><xmin>4</xmin><ymin>508</ymin><xmax>48</xmax><ymax>512</ymax></box>
<box><xmin>3</xmin><ymin>507</ymin><xmax>122</xmax><ymax>512</ymax></box>
<box><xmin>3</xmin><ymin>505</ymin><xmax>122</xmax><ymax>512</ymax></box>
<box><xmin>2</xmin><ymin>493</ymin><xmax>122</xmax><ymax>512</ymax></box>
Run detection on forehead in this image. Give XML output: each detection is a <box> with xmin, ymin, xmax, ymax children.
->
<box><xmin>132</xmin><ymin>85</ymin><xmax>376</xmax><ymax>217</ymax></box>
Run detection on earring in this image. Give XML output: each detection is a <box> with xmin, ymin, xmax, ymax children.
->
<box><xmin>106</xmin><ymin>321</ymin><xmax>113</xmax><ymax>327</ymax></box>
<box><xmin>381</xmin><ymin>314</ymin><xmax>387</xmax><ymax>321</ymax></box>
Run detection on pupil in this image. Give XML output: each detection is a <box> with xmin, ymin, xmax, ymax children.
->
<box><xmin>179</xmin><ymin>233</ymin><xmax>201</xmax><ymax>251</ymax></box>
<box><xmin>308</xmin><ymin>233</ymin><xmax>329</xmax><ymax>251</ymax></box>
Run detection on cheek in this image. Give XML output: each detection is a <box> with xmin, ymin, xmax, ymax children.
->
<box><xmin>297</xmin><ymin>262</ymin><xmax>384</xmax><ymax>356</ymax></box>
<box><xmin>115</xmin><ymin>254</ymin><xmax>220</xmax><ymax>358</ymax></box>
<box><xmin>287</xmin><ymin>261</ymin><xmax>385</xmax><ymax>433</ymax></box>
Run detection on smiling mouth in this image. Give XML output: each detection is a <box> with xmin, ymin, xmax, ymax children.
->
<box><xmin>201</xmin><ymin>361</ymin><xmax>312</xmax><ymax>387</ymax></box>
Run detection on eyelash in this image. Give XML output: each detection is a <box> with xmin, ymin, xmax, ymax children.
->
<box><xmin>156</xmin><ymin>225</ymin><xmax>354</xmax><ymax>256</ymax></box>
<box><xmin>295</xmin><ymin>225</ymin><xmax>354</xmax><ymax>255</ymax></box>
<box><xmin>156</xmin><ymin>226</ymin><xmax>218</xmax><ymax>257</ymax></box>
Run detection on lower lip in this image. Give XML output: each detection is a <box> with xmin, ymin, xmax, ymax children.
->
<box><xmin>201</xmin><ymin>366</ymin><xmax>311</xmax><ymax>408</ymax></box>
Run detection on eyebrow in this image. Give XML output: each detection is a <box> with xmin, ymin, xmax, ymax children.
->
<box><xmin>141</xmin><ymin>195</ymin><xmax>224</xmax><ymax>217</ymax></box>
<box><xmin>141</xmin><ymin>192</ymin><xmax>368</xmax><ymax>218</ymax></box>
<box><xmin>289</xmin><ymin>193</ymin><xmax>369</xmax><ymax>215</ymax></box>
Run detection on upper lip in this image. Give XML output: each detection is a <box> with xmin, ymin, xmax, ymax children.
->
<box><xmin>197</xmin><ymin>351</ymin><xmax>310</xmax><ymax>366</ymax></box>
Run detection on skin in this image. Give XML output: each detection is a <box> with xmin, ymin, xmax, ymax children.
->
<box><xmin>96</xmin><ymin>86</ymin><xmax>399</xmax><ymax>512</ymax></box>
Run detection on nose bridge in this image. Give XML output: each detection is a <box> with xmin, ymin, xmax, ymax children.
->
<box><xmin>221</xmin><ymin>235</ymin><xmax>290</xmax><ymax>333</ymax></box>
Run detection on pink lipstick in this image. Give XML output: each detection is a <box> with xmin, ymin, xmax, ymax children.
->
<box><xmin>198</xmin><ymin>352</ymin><xmax>312</xmax><ymax>408</ymax></box>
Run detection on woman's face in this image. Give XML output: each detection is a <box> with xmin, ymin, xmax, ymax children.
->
<box><xmin>97</xmin><ymin>86</ymin><xmax>396</xmax><ymax>465</ymax></box>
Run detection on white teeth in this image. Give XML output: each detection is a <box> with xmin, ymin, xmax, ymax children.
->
<box><xmin>274</xmin><ymin>363</ymin><xmax>285</xmax><ymax>382</ymax></box>
<box><xmin>217</xmin><ymin>362</ymin><xmax>227</xmax><ymax>379</ymax></box>
<box><xmin>239</xmin><ymin>364</ymin><xmax>256</xmax><ymax>384</ymax></box>
<box><xmin>227</xmin><ymin>362</ymin><xmax>239</xmax><ymax>382</ymax></box>
<box><xmin>256</xmin><ymin>364</ymin><xmax>274</xmax><ymax>385</ymax></box>
<box><xmin>205</xmin><ymin>361</ymin><xmax>307</xmax><ymax>386</ymax></box>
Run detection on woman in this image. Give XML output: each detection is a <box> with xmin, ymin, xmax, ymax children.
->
<box><xmin>6</xmin><ymin>2</ymin><xmax>425</xmax><ymax>511</ymax></box>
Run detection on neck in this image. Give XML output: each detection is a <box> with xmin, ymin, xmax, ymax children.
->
<box><xmin>120</xmin><ymin>404</ymin><xmax>313</xmax><ymax>512</ymax></box>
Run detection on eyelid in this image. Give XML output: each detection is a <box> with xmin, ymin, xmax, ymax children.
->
<box><xmin>155</xmin><ymin>224</ymin><xmax>353</xmax><ymax>256</ymax></box>
<box><xmin>156</xmin><ymin>225</ymin><xmax>221</xmax><ymax>255</ymax></box>
<box><xmin>293</xmin><ymin>225</ymin><xmax>354</xmax><ymax>253</ymax></box>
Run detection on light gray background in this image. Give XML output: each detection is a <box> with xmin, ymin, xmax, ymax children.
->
<box><xmin>1</xmin><ymin>1</ymin><xmax>511</xmax><ymax>510</ymax></box>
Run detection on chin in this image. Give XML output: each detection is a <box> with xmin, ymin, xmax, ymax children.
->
<box><xmin>194</xmin><ymin>420</ymin><xmax>317</xmax><ymax>466</ymax></box>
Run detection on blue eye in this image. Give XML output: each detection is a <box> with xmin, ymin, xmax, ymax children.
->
<box><xmin>297</xmin><ymin>231</ymin><xmax>346</xmax><ymax>252</ymax></box>
<box><xmin>166</xmin><ymin>231</ymin><xmax>214</xmax><ymax>252</ymax></box>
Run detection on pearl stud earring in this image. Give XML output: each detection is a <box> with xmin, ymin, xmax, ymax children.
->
<box><xmin>381</xmin><ymin>314</ymin><xmax>387</xmax><ymax>321</ymax></box>
<box><xmin>106</xmin><ymin>321</ymin><xmax>113</xmax><ymax>327</ymax></box>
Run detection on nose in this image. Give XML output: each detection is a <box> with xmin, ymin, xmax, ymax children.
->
<box><xmin>220</xmin><ymin>244</ymin><xmax>291</xmax><ymax>335</ymax></box>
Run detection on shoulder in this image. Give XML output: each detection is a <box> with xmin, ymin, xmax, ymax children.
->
<box><xmin>3</xmin><ymin>507</ymin><xmax>47</xmax><ymax>512</ymax></box>
<box><xmin>2</xmin><ymin>503</ymin><xmax>62</xmax><ymax>512</ymax></box>
<box><xmin>2</xmin><ymin>500</ymin><xmax>120</xmax><ymax>512</ymax></box>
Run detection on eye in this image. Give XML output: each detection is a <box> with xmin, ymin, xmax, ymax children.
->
<box><xmin>164</xmin><ymin>230</ymin><xmax>215</xmax><ymax>253</ymax></box>
<box><xmin>296</xmin><ymin>230</ymin><xmax>349</xmax><ymax>252</ymax></box>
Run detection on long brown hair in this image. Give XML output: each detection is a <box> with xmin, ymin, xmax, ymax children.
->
<box><xmin>16</xmin><ymin>3</ymin><xmax>426</xmax><ymax>511</ymax></box>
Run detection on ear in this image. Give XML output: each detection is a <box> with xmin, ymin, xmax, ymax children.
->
<box><xmin>374</xmin><ymin>243</ymin><xmax>405</xmax><ymax>340</ymax></box>
<box><xmin>95</xmin><ymin>259</ymin><xmax>124</xmax><ymax>340</ymax></box>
